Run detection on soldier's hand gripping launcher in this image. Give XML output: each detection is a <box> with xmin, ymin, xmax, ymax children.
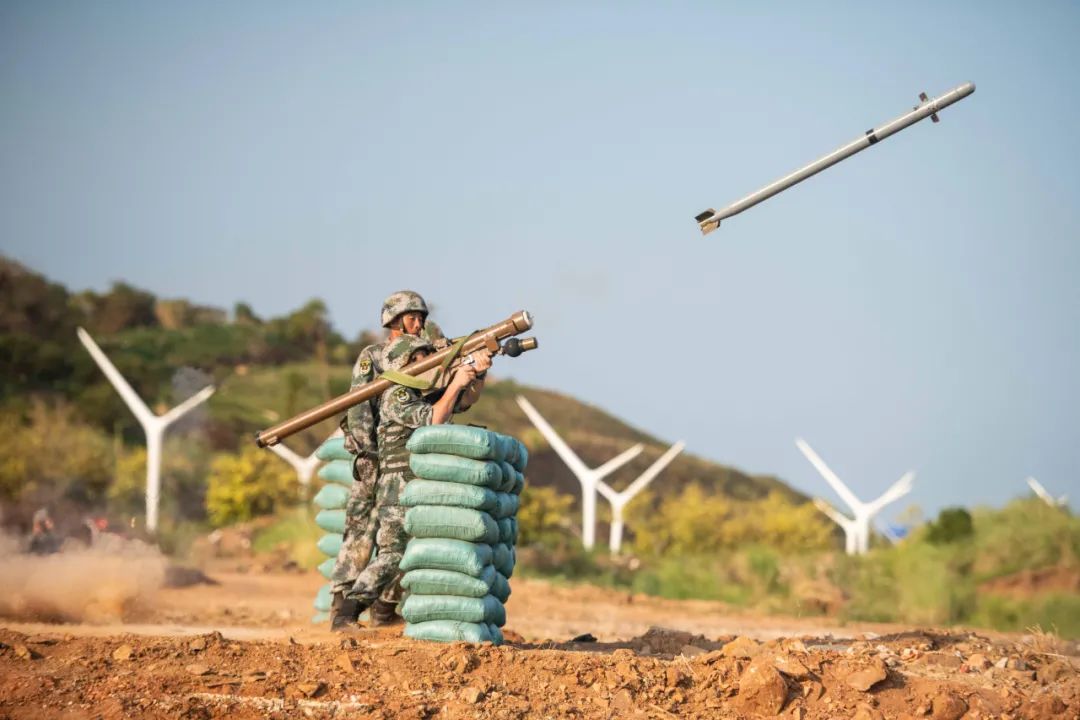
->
<box><xmin>254</xmin><ymin>310</ymin><xmax>537</xmax><ymax>448</ymax></box>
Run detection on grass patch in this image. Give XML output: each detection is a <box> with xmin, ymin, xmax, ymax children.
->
<box><xmin>251</xmin><ymin>507</ymin><xmax>326</xmax><ymax>570</ymax></box>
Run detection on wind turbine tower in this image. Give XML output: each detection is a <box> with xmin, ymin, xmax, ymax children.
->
<box><xmin>795</xmin><ymin>437</ymin><xmax>914</xmax><ymax>555</ymax></box>
<box><xmin>597</xmin><ymin>441</ymin><xmax>686</xmax><ymax>554</ymax></box>
<box><xmin>1026</xmin><ymin>477</ymin><xmax>1067</xmax><ymax>508</ymax></box>
<box><xmin>78</xmin><ymin>327</ymin><xmax>215</xmax><ymax>534</ymax></box>
<box><xmin>516</xmin><ymin>396</ymin><xmax>642</xmax><ymax>550</ymax></box>
<box><xmin>269</xmin><ymin>428</ymin><xmax>343</xmax><ymax>488</ymax></box>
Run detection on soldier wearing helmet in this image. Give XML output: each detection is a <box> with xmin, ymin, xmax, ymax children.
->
<box><xmin>330</xmin><ymin>292</ymin><xmax>459</xmax><ymax>630</ymax></box>
<box><xmin>346</xmin><ymin>332</ymin><xmax>492</xmax><ymax>613</ymax></box>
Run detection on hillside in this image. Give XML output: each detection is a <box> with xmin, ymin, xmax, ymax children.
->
<box><xmin>1</xmin><ymin>254</ymin><xmax>804</xmax><ymax>512</ymax></box>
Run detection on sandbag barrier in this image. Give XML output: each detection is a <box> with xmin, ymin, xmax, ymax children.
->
<box><xmin>310</xmin><ymin>436</ymin><xmax>355</xmax><ymax>623</ymax></box>
<box><xmin>399</xmin><ymin>425</ymin><xmax>526</xmax><ymax>645</ymax></box>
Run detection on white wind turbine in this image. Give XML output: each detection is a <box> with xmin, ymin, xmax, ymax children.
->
<box><xmin>596</xmin><ymin>441</ymin><xmax>686</xmax><ymax>554</ymax></box>
<box><xmin>795</xmin><ymin>437</ymin><xmax>914</xmax><ymax>555</ymax></box>
<box><xmin>269</xmin><ymin>428</ymin><xmax>343</xmax><ymax>488</ymax></box>
<box><xmin>77</xmin><ymin>327</ymin><xmax>215</xmax><ymax>534</ymax></box>
<box><xmin>812</xmin><ymin>498</ymin><xmax>860</xmax><ymax>554</ymax></box>
<box><xmin>1026</xmin><ymin>477</ymin><xmax>1067</xmax><ymax>508</ymax></box>
<box><xmin>516</xmin><ymin>396</ymin><xmax>643</xmax><ymax>550</ymax></box>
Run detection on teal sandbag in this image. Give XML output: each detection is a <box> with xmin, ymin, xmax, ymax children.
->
<box><xmin>493</xmin><ymin>543</ymin><xmax>515</xmax><ymax>577</ymax></box>
<box><xmin>313</xmin><ymin>483</ymin><xmax>349</xmax><ymax>510</ymax></box>
<box><xmin>404</xmin><ymin>620</ymin><xmax>493</xmax><ymax>644</ymax></box>
<box><xmin>317</xmin><ymin>533</ymin><xmax>343</xmax><ymax>557</ymax></box>
<box><xmin>488</xmin><ymin>623</ymin><xmax>505</xmax><ymax>645</ymax></box>
<box><xmin>509</xmin><ymin>439</ymin><xmax>528</xmax><ymax>472</ymax></box>
<box><xmin>315</xmin><ymin>436</ymin><xmax>353</xmax><ymax>461</ymax></box>
<box><xmin>318</xmin><ymin>459</ymin><xmax>354</xmax><ymax>487</ymax></box>
<box><xmin>401</xmin><ymin>594</ymin><xmax>505</xmax><ymax>626</ymax></box>
<box><xmin>405</xmin><ymin>506</ymin><xmax>499</xmax><ymax>545</ymax></box>
<box><xmin>406</xmin><ymin>425</ymin><xmax>507</xmax><ymax>461</ymax></box>
<box><xmin>400</xmin><ymin>479</ymin><xmax>497</xmax><ymax>511</ymax></box>
<box><xmin>317</xmin><ymin>557</ymin><xmax>335</xmax><ymax>579</ymax></box>
<box><xmin>399</xmin><ymin>538</ymin><xmax>493</xmax><ymax>577</ymax></box>
<box><xmin>491</xmin><ymin>571</ymin><xmax>511</xmax><ymax>603</ymax></box>
<box><xmin>315</xmin><ymin>509</ymin><xmax>346</xmax><ymax>534</ymax></box>
<box><xmin>313</xmin><ymin>583</ymin><xmax>332</xmax><ymax>612</ymax></box>
<box><xmin>409</xmin><ymin>453</ymin><xmax>502</xmax><ymax>489</ymax></box>
<box><xmin>497</xmin><ymin>518</ymin><xmax>513</xmax><ymax>545</ymax></box>
<box><xmin>510</xmin><ymin>473</ymin><xmax>524</xmax><ymax>496</ymax></box>
<box><xmin>492</xmin><ymin>492</ymin><xmax>519</xmax><ymax>519</ymax></box>
<box><xmin>508</xmin><ymin>517</ymin><xmax>518</xmax><ymax>544</ymax></box>
<box><xmin>400</xmin><ymin>566</ymin><xmax>496</xmax><ymax>598</ymax></box>
<box><xmin>497</xmin><ymin>461</ymin><xmax>516</xmax><ymax>493</ymax></box>
<box><xmin>311</xmin><ymin>611</ymin><xmax>329</xmax><ymax>625</ymax></box>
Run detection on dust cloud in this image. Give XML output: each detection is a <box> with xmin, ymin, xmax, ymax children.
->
<box><xmin>0</xmin><ymin>534</ymin><xmax>167</xmax><ymax>623</ymax></box>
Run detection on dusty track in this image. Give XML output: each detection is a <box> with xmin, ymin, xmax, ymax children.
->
<box><xmin>1</xmin><ymin>570</ymin><xmax>1077</xmax><ymax>718</ymax></box>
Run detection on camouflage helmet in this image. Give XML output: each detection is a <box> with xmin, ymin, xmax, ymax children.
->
<box><xmin>380</xmin><ymin>290</ymin><xmax>429</xmax><ymax>328</ymax></box>
<box><xmin>383</xmin><ymin>334</ymin><xmax>435</xmax><ymax>371</ymax></box>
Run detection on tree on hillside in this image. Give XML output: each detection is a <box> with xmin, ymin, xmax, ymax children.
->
<box><xmin>81</xmin><ymin>282</ymin><xmax>158</xmax><ymax>334</ymax></box>
<box><xmin>234</xmin><ymin>301</ymin><xmax>261</xmax><ymax>325</ymax></box>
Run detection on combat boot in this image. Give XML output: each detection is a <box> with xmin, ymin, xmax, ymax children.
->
<box><xmin>330</xmin><ymin>591</ymin><xmax>363</xmax><ymax>632</ymax></box>
<box><xmin>370</xmin><ymin>598</ymin><xmax>402</xmax><ymax>627</ymax></box>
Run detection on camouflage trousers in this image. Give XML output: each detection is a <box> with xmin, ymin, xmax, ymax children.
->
<box><xmin>330</xmin><ymin>456</ymin><xmax>401</xmax><ymax>603</ymax></box>
<box><xmin>346</xmin><ymin>470</ymin><xmax>409</xmax><ymax>605</ymax></box>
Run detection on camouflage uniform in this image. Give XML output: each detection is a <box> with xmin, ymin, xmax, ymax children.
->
<box><xmin>331</xmin><ymin>341</ymin><xmax>386</xmax><ymax>595</ymax></box>
<box><xmin>348</xmin><ymin>335</ymin><xmax>437</xmax><ymax>605</ymax></box>
<box><xmin>331</xmin><ymin>309</ymin><xmax>449</xmax><ymax>598</ymax></box>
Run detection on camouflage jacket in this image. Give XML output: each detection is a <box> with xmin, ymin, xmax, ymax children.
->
<box><xmin>343</xmin><ymin>320</ymin><xmax>449</xmax><ymax>458</ymax></box>
<box><xmin>376</xmin><ymin>383</ymin><xmax>435</xmax><ymax>475</ymax></box>
<box><xmin>344</xmin><ymin>342</ymin><xmax>387</xmax><ymax>457</ymax></box>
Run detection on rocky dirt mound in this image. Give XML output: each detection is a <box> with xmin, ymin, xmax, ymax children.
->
<box><xmin>1</xmin><ymin>625</ymin><xmax>1076</xmax><ymax>719</ymax></box>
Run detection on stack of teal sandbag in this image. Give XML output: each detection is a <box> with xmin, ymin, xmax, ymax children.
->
<box><xmin>309</xmin><ymin>436</ymin><xmax>356</xmax><ymax>624</ymax></box>
<box><xmin>398</xmin><ymin>425</ymin><xmax>527</xmax><ymax>645</ymax></box>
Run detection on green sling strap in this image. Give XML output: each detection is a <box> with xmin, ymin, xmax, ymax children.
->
<box><xmin>379</xmin><ymin>333</ymin><xmax>475</xmax><ymax>391</ymax></box>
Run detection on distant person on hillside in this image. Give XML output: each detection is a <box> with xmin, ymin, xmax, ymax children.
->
<box><xmin>330</xmin><ymin>291</ymin><xmax>450</xmax><ymax>631</ymax></box>
<box><xmin>345</xmin><ymin>333</ymin><xmax>491</xmax><ymax>619</ymax></box>
<box><xmin>28</xmin><ymin>507</ymin><xmax>60</xmax><ymax>555</ymax></box>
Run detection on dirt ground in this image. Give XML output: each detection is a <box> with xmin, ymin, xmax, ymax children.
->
<box><xmin>1</xmin><ymin>568</ymin><xmax>1077</xmax><ymax>719</ymax></box>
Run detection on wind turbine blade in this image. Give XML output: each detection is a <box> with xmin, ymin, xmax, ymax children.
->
<box><xmin>594</xmin><ymin>444</ymin><xmax>644</xmax><ymax>480</ymax></box>
<box><xmin>620</xmin><ymin>441</ymin><xmax>686</xmax><ymax>499</ymax></box>
<box><xmin>796</xmin><ymin>437</ymin><xmax>864</xmax><ymax>512</ymax></box>
<box><xmin>269</xmin><ymin>442</ymin><xmax>305</xmax><ymax>469</ymax></box>
<box><xmin>76</xmin><ymin>327</ymin><xmax>155</xmax><ymax>426</ymax></box>
<box><xmin>1026</xmin><ymin>477</ymin><xmax>1056</xmax><ymax>505</ymax></box>
<box><xmin>867</xmin><ymin>471</ymin><xmax>915</xmax><ymax>514</ymax></box>
<box><xmin>595</xmin><ymin>479</ymin><xmax>620</xmax><ymax>503</ymax></box>
<box><xmin>813</xmin><ymin>497</ymin><xmax>854</xmax><ymax>527</ymax></box>
<box><xmin>516</xmin><ymin>396</ymin><xmax>591</xmax><ymax>478</ymax></box>
<box><xmin>160</xmin><ymin>385</ymin><xmax>215</xmax><ymax>428</ymax></box>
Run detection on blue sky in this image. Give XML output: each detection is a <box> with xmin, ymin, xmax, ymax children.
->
<box><xmin>2</xmin><ymin>2</ymin><xmax>1078</xmax><ymax>518</ymax></box>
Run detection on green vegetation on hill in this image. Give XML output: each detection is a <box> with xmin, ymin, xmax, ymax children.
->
<box><xmin>0</xmin><ymin>256</ymin><xmax>793</xmax><ymax>526</ymax></box>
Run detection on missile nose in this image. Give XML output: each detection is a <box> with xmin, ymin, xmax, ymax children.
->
<box><xmin>959</xmin><ymin>81</ymin><xmax>976</xmax><ymax>96</ymax></box>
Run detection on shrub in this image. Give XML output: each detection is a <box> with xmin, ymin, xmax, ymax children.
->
<box><xmin>205</xmin><ymin>445</ymin><xmax>298</xmax><ymax>526</ymax></box>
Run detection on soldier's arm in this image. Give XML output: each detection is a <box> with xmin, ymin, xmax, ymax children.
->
<box><xmin>452</xmin><ymin>349</ymin><xmax>492</xmax><ymax>412</ymax></box>
<box><xmin>431</xmin><ymin>366</ymin><xmax>477</xmax><ymax>424</ymax></box>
